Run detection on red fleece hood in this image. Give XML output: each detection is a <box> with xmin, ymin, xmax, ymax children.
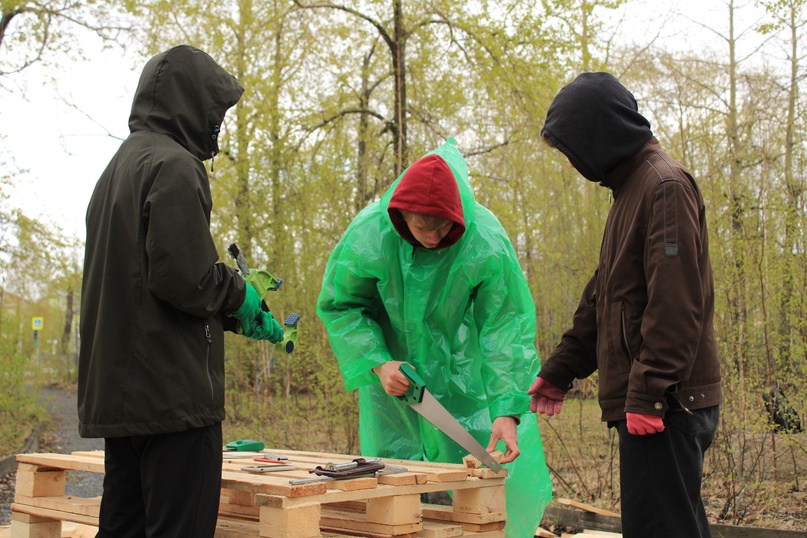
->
<box><xmin>388</xmin><ymin>154</ymin><xmax>466</xmax><ymax>249</ymax></box>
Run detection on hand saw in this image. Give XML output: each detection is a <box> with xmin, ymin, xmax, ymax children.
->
<box><xmin>398</xmin><ymin>363</ymin><xmax>501</xmax><ymax>473</ymax></box>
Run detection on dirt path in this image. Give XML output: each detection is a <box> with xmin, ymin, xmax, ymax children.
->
<box><xmin>0</xmin><ymin>385</ymin><xmax>104</xmax><ymax>525</ymax></box>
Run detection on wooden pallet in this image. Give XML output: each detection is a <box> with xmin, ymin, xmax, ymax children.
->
<box><xmin>8</xmin><ymin>449</ymin><xmax>507</xmax><ymax>538</ymax></box>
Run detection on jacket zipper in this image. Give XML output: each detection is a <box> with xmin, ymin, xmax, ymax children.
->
<box><xmin>621</xmin><ymin>303</ymin><xmax>634</xmax><ymax>365</ymax></box>
<box><xmin>204</xmin><ymin>322</ymin><xmax>214</xmax><ymax>400</ymax></box>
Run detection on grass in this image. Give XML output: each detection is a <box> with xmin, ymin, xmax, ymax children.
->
<box><xmin>536</xmin><ymin>395</ymin><xmax>807</xmax><ymax>532</ymax></box>
<box><xmin>4</xmin><ymin>355</ymin><xmax>805</xmax><ymax>533</ymax></box>
<box><xmin>222</xmin><ymin>387</ymin><xmax>807</xmax><ymax>532</ymax></box>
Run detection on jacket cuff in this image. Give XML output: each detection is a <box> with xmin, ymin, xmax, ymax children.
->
<box><xmin>625</xmin><ymin>391</ymin><xmax>668</xmax><ymax>416</ymax></box>
<box><xmin>489</xmin><ymin>392</ymin><xmax>530</xmax><ymax>421</ymax></box>
<box><xmin>341</xmin><ymin>352</ymin><xmax>393</xmax><ymax>392</ymax></box>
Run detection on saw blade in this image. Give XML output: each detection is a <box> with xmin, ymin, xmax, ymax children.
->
<box><xmin>411</xmin><ymin>390</ymin><xmax>501</xmax><ymax>473</ymax></box>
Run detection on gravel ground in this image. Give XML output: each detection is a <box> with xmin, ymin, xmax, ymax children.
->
<box><xmin>0</xmin><ymin>385</ymin><xmax>104</xmax><ymax>525</ymax></box>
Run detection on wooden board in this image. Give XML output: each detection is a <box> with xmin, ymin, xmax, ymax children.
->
<box><xmin>555</xmin><ymin>498</ymin><xmax>620</xmax><ymax>518</ymax></box>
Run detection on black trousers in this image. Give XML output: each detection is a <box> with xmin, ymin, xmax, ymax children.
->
<box><xmin>616</xmin><ymin>405</ymin><xmax>719</xmax><ymax>538</ymax></box>
<box><xmin>97</xmin><ymin>422</ymin><xmax>223</xmax><ymax>538</ymax></box>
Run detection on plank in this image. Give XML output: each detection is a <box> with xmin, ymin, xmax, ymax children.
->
<box><xmin>320</xmin><ymin>507</ymin><xmax>422</xmax><ymax>535</ymax></box>
<box><xmin>220</xmin><ymin>470</ymin><xmax>327</xmax><ymax>498</ymax></box>
<box><xmin>15</xmin><ymin>454</ymin><xmax>104</xmax><ymax>474</ymax></box>
<box><xmin>556</xmin><ymin>498</ymin><xmax>620</xmax><ymax>518</ymax></box>
<box><xmin>252</xmin><ymin>475</ymin><xmax>501</xmax><ymax>509</ymax></box>
<box><xmin>421</xmin><ymin>504</ymin><xmax>505</xmax><ymax>525</ymax></box>
<box><xmin>11</xmin><ymin>502</ymin><xmax>99</xmax><ymax>527</ymax></box>
<box><xmin>223</xmin><ymin>453</ymin><xmax>435</xmax><ymax>488</ymax></box>
<box><xmin>567</xmin><ymin>534</ymin><xmax>621</xmax><ymax>538</ymax></box>
<box><xmin>418</xmin><ymin>519</ymin><xmax>464</xmax><ymax>538</ymax></box>
<box><xmin>266</xmin><ymin>449</ymin><xmax>497</xmax><ymax>481</ymax></box>
<box><xmin>543</xmin><ymin>505</ymin><xmax>807</xmax><ymax>538</ymax></box>
<box><xmin>12</xmin><ymin>496</ymin><xmax>100</xmax><ymax>519</ymax></box>
<box><xmin>320</xmin><ymin>528</ymin><xmax>417</xmax><ymax>538</ymax></box>
<box><xmin>456</xmin><ymin>530</ymin><xmax>505</xmax><ymax>538</ymax></box>
<box><xmin>214</xmin><ymin>516</ymin><xmax>260</xmax><ymax>538</ymax></box>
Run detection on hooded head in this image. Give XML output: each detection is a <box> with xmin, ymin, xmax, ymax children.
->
<box><xmin>540</xmin><ymin>72</ymin><xmax>653</xmax><ymax>183</ymax></box>
<box><xmin>128</xmin><ymin>45</ymin><xmax>244</xmax><ymax>161</ymax></box>
<box><xmin>387</xmin><ymin>153</ymin><xmax>466</xmax><ymax>249</ymax></box>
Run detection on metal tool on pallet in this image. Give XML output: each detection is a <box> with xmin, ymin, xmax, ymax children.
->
<box><xmin>241</xmin><ymin>463</ymin><xmax>298</xmax><ymax>473</ymax></box>
<box><xmin>287</xmin><ymin>458</ymin><xmax>407</xmax><ymax>485</ymax></box>
<box><xmin>398</xmin><ymin>363</ymin><xmax>501</xmax><ymax>473</ymax></box>
<box><xmin>313</xmin><ymin>457</ymin><xmax>385</xmax><ymax>477</ymax></box>
<box><xmin>254</xmin><ymin>456</ymin><xmax>290</xmax><ymax>463</ymax></box>
<box><xmin>276</xmin><ymin>313</ymin><xmax>301</xmax><ymax>354</ymax></box>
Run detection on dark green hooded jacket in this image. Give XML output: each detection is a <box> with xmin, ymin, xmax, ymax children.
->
<box><xmin>78</xmin><ymin>45</ymin><xmax>245</xmax><ymax>438</ymax></box>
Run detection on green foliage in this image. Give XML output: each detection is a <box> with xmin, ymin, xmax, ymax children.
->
<box><xmin>5</xmin><ymin>0</ymin><xmax>807</xmax><ymax>528</ymax></box>
<box><xmin>222</xmin><ymin>338</ymin><xmax>359</xmax><ymax>453</ymax></box>
<box><xmin>0</xmin><ymin>0</ymin><xmax>133</xmax><ymax>79</ymax></box>
<box><xmin>0</xmin><ymin>208</ymin><xmax>82</xmax><ymax>384</ymax></box>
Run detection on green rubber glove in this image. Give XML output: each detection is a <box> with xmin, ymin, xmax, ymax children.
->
<box><xmin>245</xmin><ymin>311</ymin><xmax>285</xmax><ymax>343</ymax></box>
<box><xmin>232</xmin><ymin>285</ymin><xmax>284</xmax><ymax>342</ymax></box>
<box><xmin>232</xmin><ymin>284</ymin><xmax>263</xmax><ymax>327</ymax></box>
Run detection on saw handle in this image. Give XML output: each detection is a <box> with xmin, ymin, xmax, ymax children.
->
<box><xmin>276</xmin><ymin>313</ymin><xmax>301</xmax><ymax>354</ymax></box>
<box><xmin>398</xmin><ymin>363</ymin><xmax>426</xmax><ymax>405</ymax></box>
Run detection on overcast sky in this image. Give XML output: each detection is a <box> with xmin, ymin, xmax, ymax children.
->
<box><xmin>1</xmin><ymin>0</ymin><xmax>768</xmax><ymax>242</ymax></box>
<box><xmin>3</xmin><ymin>44</ymin><xmax>139</xmax><ymax>239</ymax></box>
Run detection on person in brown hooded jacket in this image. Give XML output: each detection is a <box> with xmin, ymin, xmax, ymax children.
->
<box><xmin>529</xmin><ymin>72</ymin><xmax>722</xmax><ymax>538</ymax></box>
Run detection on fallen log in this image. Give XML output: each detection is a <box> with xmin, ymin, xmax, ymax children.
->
<box><xmin>542</xmin><ymin>503</ymin><xmax>807</xmax><ymax>538</ymax></box>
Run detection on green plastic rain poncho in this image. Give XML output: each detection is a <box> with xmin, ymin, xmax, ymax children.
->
<box><xmin>317</xmin><ymin>139</ymin><xmax>552</xmax><ymax>537</ymax></box>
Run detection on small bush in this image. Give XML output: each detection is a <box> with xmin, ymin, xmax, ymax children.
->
<box><xmin>0</xmin><ymin>341</ymin><xmax>44</xmax><ymax>456</ymax></box>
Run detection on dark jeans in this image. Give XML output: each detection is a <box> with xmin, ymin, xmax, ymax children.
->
<box><xmin>616</xmin><ymin>405</ymin><xmax>719</xmax><ymax>538</ymax></box>
<box><xmin>97</xmin><ymin>422</ymin><xmax>223</xmax><ymax>538</ymax></box>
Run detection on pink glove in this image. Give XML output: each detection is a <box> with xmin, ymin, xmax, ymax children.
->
<box><xmin>626</xmin><ymin>412</ymin><xmax>665</xmax><ymax>435</ymax></box>
<box><xmin>527</xmin><ymin>377</ymin><xmax>566</xmax><ymax>416</ymax></box>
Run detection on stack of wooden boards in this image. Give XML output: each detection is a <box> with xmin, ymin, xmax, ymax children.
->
<box><xmin>5</xmin><ymin>448</ymin><xmax>509</xmax><ymax>537</ymax></box>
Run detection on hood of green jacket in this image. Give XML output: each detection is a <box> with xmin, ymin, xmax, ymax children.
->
<box><xmin>381</xmin><ymin>138</ymin><xmax>475</xmax><ymax>245</ymax></box>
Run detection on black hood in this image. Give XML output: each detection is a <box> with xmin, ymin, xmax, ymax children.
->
<box><xmin>541</xmin><ymin>72</ymin><xmax>653</xmax><ymax>183</ymax></box>
<box><xmin>128</xmin><ymin>45</ymin><xmax>244</xmax><ymax>161</ymax></box>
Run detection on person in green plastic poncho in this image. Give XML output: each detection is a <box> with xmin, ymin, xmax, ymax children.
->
<box><xmin>317</xmin><ymin>139</ymin><xmax>552</xmax><ymax>538</ymax></box>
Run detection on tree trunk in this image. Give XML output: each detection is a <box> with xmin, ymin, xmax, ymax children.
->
<box><xmin>392</xmin><ymin>0</ymin><xmax>407</xmax><ymax>175</ymax></box>
<box><xmin>60</xmin><ymin>287</ymin><xmax>74</xmax><ymax>361</ymax></box>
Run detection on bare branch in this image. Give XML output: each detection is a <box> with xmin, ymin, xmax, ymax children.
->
<box><xmin>292</xmin><ymin>0</ymin><xmax>395</xmax><ymax>50</ymax></box>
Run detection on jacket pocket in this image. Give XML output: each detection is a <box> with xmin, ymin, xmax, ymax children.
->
<box><xmin>607</xmin><ymin>302</ymin><xmax>633</xmax><ymax>374</ymax></box>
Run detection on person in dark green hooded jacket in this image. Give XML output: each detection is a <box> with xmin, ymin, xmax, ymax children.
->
<box><xmin>79</xmin><ymin>45</ymin><xmax>284</xmax><ymax>537</ymax></box>
<box><xmin>317</xmin><ymin>139</ymin><xmax>552</xmax><ymax>538</ymax></box>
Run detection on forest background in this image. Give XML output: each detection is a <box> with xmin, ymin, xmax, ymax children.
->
<box><xmin>2</xmin><ymin>0</ymin><xmax>807</xmax><ymax>532</ymax></box>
